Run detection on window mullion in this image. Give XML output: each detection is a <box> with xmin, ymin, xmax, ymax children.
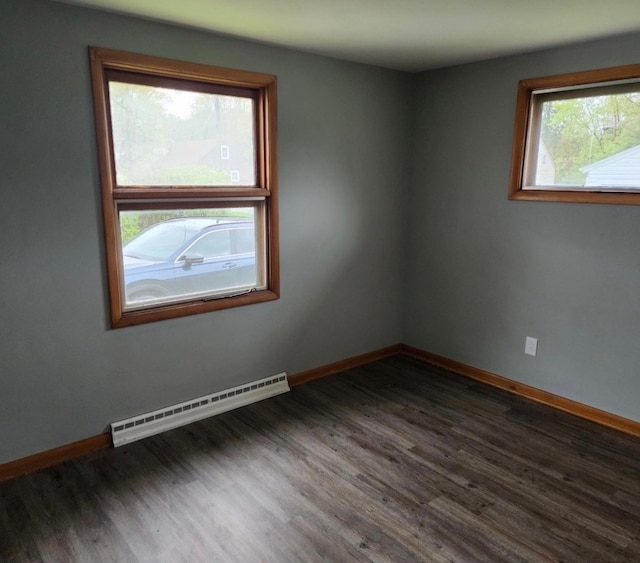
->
<box><xmin>113</xmin><ymin>187</ymin><xmax>270</xmax><ymax>199</ymax></box>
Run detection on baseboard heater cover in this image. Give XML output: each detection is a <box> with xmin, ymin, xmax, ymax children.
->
<box><xmin>111</xmin><ymin>373</ymin><xmax>289</xmax><ymax>447</ymax></box>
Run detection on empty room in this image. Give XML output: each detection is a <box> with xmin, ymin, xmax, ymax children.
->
<box><xmin>1</xmin><ymin>0</ymin><xmax>640</xmax><ymax>560</ymax></box>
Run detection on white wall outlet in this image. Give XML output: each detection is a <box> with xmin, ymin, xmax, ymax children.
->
<box><xmin>525</xmin><ymin>336</ymin><xmax>538</xmax><ymax>356</ymax></box>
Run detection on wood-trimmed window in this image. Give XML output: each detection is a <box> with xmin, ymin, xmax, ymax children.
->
<box><xmin>89</xmin><ymin>47</ymin><xmax>279</xmax><ymax>328</ymax></box>
<box><xmin>509</xmin><ymin>63</ymin><xmax>640</xmax><ymax>205</ymax></box>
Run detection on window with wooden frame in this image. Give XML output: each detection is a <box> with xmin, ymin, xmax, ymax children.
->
<box><xmin>509</xmin><ymin>63</ymin><xmax>640</xmax><ymax>205</ymax></box>
<box><xmin>89</xmin><ymin>47</ymin><xmax>279</xmax><ymax>328</ymax></box>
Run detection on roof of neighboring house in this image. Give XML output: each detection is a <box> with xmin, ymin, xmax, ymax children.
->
<box><xmin>580</xmin><ymin>143</ymin><xmax>640</xmax><ymax>187</ymax></box>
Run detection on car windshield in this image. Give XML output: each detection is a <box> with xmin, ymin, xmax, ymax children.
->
<box><xmin>124</xmin><ymin>222</ymin><xmax>202</xmax><ymax>261</ymax></box>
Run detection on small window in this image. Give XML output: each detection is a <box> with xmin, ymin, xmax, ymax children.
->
<box><xmin>89</xmin><ymin>47</ymin><xmax>279</xmax><ymax>327</ymax></box>
<box><xmin>230</xmin><ymin>170</ymin><xmax>240</xmax><ymax>183</ymax></box>
<box><xmin>509</xmin><ymin>63</ymin><xmax>640</xmax><ymax>205</ymax></box>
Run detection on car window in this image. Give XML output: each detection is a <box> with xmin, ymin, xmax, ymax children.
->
<box><xmin>234</xmin><ymin>227</ymin><xmax>255</xmax><ymax>254</ymax></box>
<box><xmin>186</xmin><ymin>230</ymin><xmax>232</xmax><ymax>259</ymax></box>
<box><xmin>124</xmin><ymin>222</ymin><xmax>195</xmax><ymax>261</ymax></box>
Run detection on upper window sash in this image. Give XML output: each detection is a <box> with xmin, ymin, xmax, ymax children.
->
<box><xmin>90</xmin><ymin>47</ymin><xmax>278</xmax><ymax>199</ymax></box>
<box><xmin>104</xmin><ymin>69</ymin><xmax>260</xmax><ymax>189</ymax></box>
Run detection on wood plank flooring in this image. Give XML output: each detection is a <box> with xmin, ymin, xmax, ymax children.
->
<box><xmin>2</xmin><ymin>356</ymin><xmax>640</xmax><ymax>562</ymax></box>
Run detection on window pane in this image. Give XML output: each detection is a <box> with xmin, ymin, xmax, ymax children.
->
<box><xmin>120</xmin><ymin>207</ymin><xmax>262</xmax><ymax>310</ymax></box>
<box><xmin>533</xmin><ymin>90</ymin><xmax>640</xmax><ymax>189</ymax></box>
<box><xmin>109</xmin><ymin>82</ymin><xmax>256</xmax><ymax>186</ymax></box>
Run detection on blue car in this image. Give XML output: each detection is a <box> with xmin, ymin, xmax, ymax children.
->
<box><xmin>122</xmin><ymin>217</ymin><xmax>256</xmax><ymax>307</ymax></box>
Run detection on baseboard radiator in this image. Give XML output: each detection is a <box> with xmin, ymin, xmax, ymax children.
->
<box><xmin>111</xmin><ymin>373</ymin><xmax>289</xmax><ymax>447</ymax></box>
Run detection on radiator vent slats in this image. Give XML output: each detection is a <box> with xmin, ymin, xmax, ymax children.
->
<box><xmin>111</xmin><ymin>373</ymin><xmax>288</xmax><ymax>446</ymax></box>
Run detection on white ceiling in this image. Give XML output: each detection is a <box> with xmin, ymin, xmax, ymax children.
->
<box><xmin>58</xmin><ymin>0</ymin><xmax>640</xmax><ymax>71</ymax></box>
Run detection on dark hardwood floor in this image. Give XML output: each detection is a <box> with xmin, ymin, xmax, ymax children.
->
<box><xmin>2</xmin><ymin>356</ymin><xmax>640</xmax><ymax>562</ymax></box>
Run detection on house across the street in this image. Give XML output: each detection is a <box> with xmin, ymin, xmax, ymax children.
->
<box><xmin>581</xmin><ymin>143</ymin><xmax>640</xmax><ymax>187</ymax></box>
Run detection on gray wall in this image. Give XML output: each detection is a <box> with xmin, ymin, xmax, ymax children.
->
<box><xmin>2</xmin><ymin>0</ymin><xmax>639</xmax><ymax>465</ymax></box>
<box><xmin>407</xmin><ymin>33</ymin><xmax>640</xmax><ymax>423</ymax></box>
<box><xmin>0</xmin><ymin>0</ymin><xmax>411</xmax><ymax>463</ymax></box>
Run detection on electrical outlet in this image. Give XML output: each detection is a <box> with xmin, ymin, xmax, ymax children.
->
<box><xmin>525</xmin><ymin>336</ymin><xmax>538</xmax><ymax>356</ymax></box>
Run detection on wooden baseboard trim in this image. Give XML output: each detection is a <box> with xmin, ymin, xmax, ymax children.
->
<box><xmin>0</xmin><ymin>433</ymin><xmax>112</xmax><ymax>483</ymax></box>
<box><xmin>289</xmin><ymin>344</ymin><xmax>402</xmax><ymax>387</ymax></box>
<box><xmin>5</xmin><ymin>342</ymin><xmax>638</xmax><ymax>482</ymax></box>
<box><xmin>1</xmin><ymin>347</ymin><xmax>399</xmax><ymax>482</ymax></box>
<box><xmin>400</xmin><ymin>344</ymin><xmax>640</xmax><ymax>439</ymax></box>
